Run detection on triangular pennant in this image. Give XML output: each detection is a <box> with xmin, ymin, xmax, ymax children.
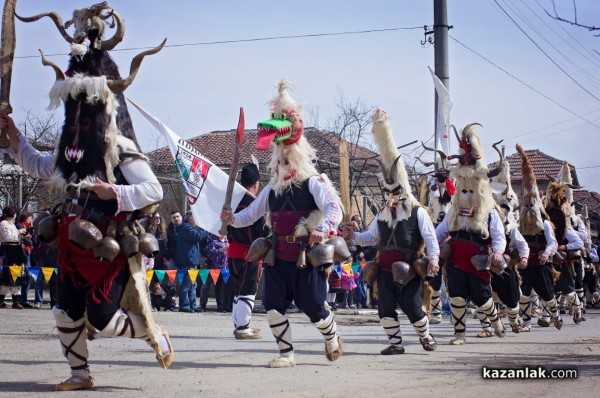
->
<box><xmin>42</xmin><ymin>267</ymin><xmax>55</xmax><ymax>284</ymax></box>
<box><xmin>154</xmin><ymin>270</ymin><xmax>166</xmax><ymax>284</ymax></box>
<box><xmin>29</xmin><ymin>267</ymin><xmax>40</xmax><ymax>282</ymax></box>
<box><xmin>221</xmin><ymin>268</ymin><xmax>230</xmax><ymax>284</ymax></box>
<box><xmin>360</xmin><ymin>261</ymin><xmax>366</xmax><ymax>269</ymax></box>
<box><xmin>176</xmin><ymin>270</ymin><xmax>186</xmax><ymax>284</ymax></box>
<box><xmin>188</xmin><ymin>269</ymin><xmax>199</xmax><ymax>284</ymax></box>
<box><xmin>351</xmin><ymin>264</ymin><xmax>360</xmax><ymax>274</ymax></box>
<box><xmin>9</xmin><ymin>265</ymin><xmax>21</xmax><ymax>283</ymax></box>
<box><xmin>334</xmin><ymin>263</ymin><xmax>342</xmax><ymax>278</ymax></box>
<box><xmin>209</xmin><ymin>269</ymin><xmax>220</xmax><ymax>284</ymax></box>
<box><xmin>146</xmin><ymin>270</ymin><xmax>154</xmax><ymax>286</ymax></box>
<box><xmin>166</xmin><ymin>270</ymin><xmax>177</xmax><ymax>284</ymax></box>
<box><xmin>199</xmin><ymin>269</ymin><xmax>209</xmax><ymax>285</ymax></box>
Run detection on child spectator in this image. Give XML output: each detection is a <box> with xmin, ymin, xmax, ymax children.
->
<box><xmin>340</xmin><ymin>263</ymin><xmax>359</xmax><ymax>309</ymax></box>
<box><xmin>199</xmin><ymin>234</ymin><xmax>229</xmax><ymax>312</ymax></box>
<box><xmin>327</xmin><ymin>267</ymin><xmax>342</xmax><ymax>310</ymax></box>
<box><xmin>150</xmin><ymin>282</ymin><xmax>177</xmax><ymax>312</ymax></box>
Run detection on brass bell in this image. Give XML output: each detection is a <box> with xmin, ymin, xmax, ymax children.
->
<box><xmin>391</xmin><ymin>261</ymin><xmax>415</xmax><ymax>286</ymax></box>
<box><xmin>327</xmin><ymin>236</ymin><xmax>352</xmax><ymax>263</ymax></box>
<box><xmin>306</xmin><ymin>243</ymin><xmax>335</xmax><ymax>268</ymax></box>
<box><xmin>470</xmin><ymin>254</ymin><xmax>492</xmax><ymax>272</ymax></box>
<box><xmin>93</xmin><ymin>237</ymin><xmax>121</xmax><ymax>261</ymax></box>
<box><xmin>439</xmin><ymin>243</ymin><xmax>452</xmax><ymax>261</ymax></box>
<box><xmin>37</xmin><ymin>215</ymin><xmax>59</xmax><ymax>243</ymax></box>
<box><xmin>246</xmin><ymin>237</ymin><xmax>271</xmax><ymax>263</ymax></box>
<box><xmin>120</xmin><ymin>234</ymin><xmax>140</xmax><ymax>257</ymax></box>
<box><xmin>296</xmin><ymin>248</ymin><xmax>307</xmax><ymax>269</ymax></box>
<box><xmin>106</xmin><ymin>220</ymin><xmax>118</xmax><ymax>239</ymax></box>
<box><xmin>139</xmin><ymin>233</ymin><xmax>160</xmax><ymax>258</ymax></box>
<box><xmin>412</xmin><ymin>257</ymin><xmax>431</xmax><ymax>279</ymax></box>
<box><xmin>263</xmin><ymin>247</ymin><xmax>276</xmax><ymax>267</ymax></box>
<box><xmin>32</xmin><ymin>211</ymin><xmax>52</xmax><ymax>231</ymax></box>
<box><xmin>68</xmin><ymin>219</ymin><xmax>103</xmax><ymax>250</ymax></box>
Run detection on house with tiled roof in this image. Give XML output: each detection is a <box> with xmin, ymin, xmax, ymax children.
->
<box><xmin>146</xmin><ymin>127</ymin><xmax>386</xmax><ymax>222</ymax></box>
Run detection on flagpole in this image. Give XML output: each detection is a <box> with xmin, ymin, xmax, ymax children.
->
<box><xmin>434</xmin><ymin>0</ymin><xmax>450</xmax><ymax>162</ymax></box>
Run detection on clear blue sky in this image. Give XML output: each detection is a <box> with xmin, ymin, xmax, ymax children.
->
<box><xmin>10</xmin><ymin>0</ymin><xmax>600</xmax><ymax>191</ymax></box>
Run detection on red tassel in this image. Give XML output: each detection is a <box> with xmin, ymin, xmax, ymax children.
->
<box><xmin>446</xmin><ymin>179</ymin><xmax>456</xmax><ymax>196</ymax></box>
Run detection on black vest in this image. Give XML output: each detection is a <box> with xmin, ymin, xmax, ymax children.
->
<box><xmin>268</xmin><ymin>180</ymin><xmax>317</xmax><ymax>212</ymax></box>
<box><xmin>377</xmin><ymin>207</ymin><xmax>422</xmax><ymax>253</ymax></box>
<box><xmin>228</xmin><ymin>193</ymin><xmax>267</xmax><ymax>245</ymax></box>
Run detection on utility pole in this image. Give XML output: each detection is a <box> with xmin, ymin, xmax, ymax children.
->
<box><xmin>433</xmin><ymin>0</ymin><xmax>450</xmax><ymax>158</ymax></box>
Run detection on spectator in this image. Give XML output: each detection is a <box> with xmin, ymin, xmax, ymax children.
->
<box><xmin>174</xmin><ymin>212</ymin><xmax>208</xmax><ymax>312</ymax></box>
<box><xmin>340</xmin><ymin>263</ymin><xmax>359</xmax><ymax>309</ymax></box>
<box><xmin>17</xmin><ymin>212</ymin><xmax>34</xmax><ymax>308</ymax></box>
<box><xmin>0</xmin><ymin>206</ymin><xmax>27</xmax><ymax>309</ymax></box>
<box><xmin>32</xmin><ymin>239</ymin><xmax>58</xmax><ymax>308</ymax></box>
<box><xmin>199</xmin><ymin>234</ymin><xmax>229</xmax><ymax>312</ymax></box>
<box><xmin>166</xmin><ymin>211</ymin><xmax>181</xmax><ymax>270</ymax></box>
<box><xmin>142</xmin><ymin>212</ymin><xmax>169</xmax><ymax>270</ymax></box>
<box><xmin>349</xmin><ymin>214</ymin><xmax>375</xmax><ymax>309</ymax></box>
<box><xmin>327</xmin><ymin>269</ymin><xmax>342</xmax><ymax>310</ymax></box>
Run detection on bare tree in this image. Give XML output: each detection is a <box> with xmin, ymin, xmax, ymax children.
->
<box><xmin>545</xmin><ymin>0</ymin><xmax>600</xmax><ymax>36</ymax></box>
<box><xmin>327</xmin><ymin>89</ymin><xmax>375</xmax><ymax>157</ymax></box>
<box><xmin>0</xmin><ymin>111</ymin><xmax>61</xmax><ymax>212</ymax></box>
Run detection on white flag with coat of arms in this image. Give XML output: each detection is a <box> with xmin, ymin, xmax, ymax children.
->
<box><xmin>428</xmin><ymin>66</ymin><xmax>452</xmax><ymax>156</ymax></box>
<box><xmin>129</xmin><ymin>99</ymin><xmax>246</xmax><ymax>236</ymax></box>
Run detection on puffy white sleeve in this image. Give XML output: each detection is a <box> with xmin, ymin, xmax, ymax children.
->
<box><xmin>113</xmin><ymin>158</ymin><xmax>163</xmax><ymax>213</ymax></box>
<box><xmin>417</xmin><ymin>207</ymin><xmax>440</xmax><ymax>262</ymax></box>
<box><xmin>354</xmin><ymin>215</ymin><xmax>380</xmax><ymax>247</ymax></box>
<box><xmin>3</xmin><ymin>132</ymin><xmax>56</xmax><ymax>179</ymax></box>
<box><xmin>435</xmin><ymin>215</ymin><xmax>450</xmax><ymax>244</ymax></box>
<box><xmin>508</xmin><ymin>228</ymin><xmax>529</xmax><ymax>258</ymax></box>
<box><xmin>231</xmin><ymin>184</ymin><xmax>270</xmax><ymax>228</ymax></box>
<box><xmin>565</xmin><ymin>228</ymin><xmax>584</xmax><ymax>251</ymax></box>
<box><xmin>309</xmin><ymin>175</ymin><xmax>343</xmax><ymax>235</ymax></box>
<box><xmin>489</xmin><ymin>209</ymin><xmax>507</xmax><ymax>254</ymax></box>
<box><xmin>543</xmin><ymin>220</ymin><xmax>558</xmax><ymax>256</ymax></box>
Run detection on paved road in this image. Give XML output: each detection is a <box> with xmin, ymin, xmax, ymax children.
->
<box><xmin>0</xmin><ymin>306</ymin><xmax>598</xmax><ymax>397</ymax></box>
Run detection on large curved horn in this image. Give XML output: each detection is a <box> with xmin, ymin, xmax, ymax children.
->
<box><xmin>545</xmin><ymin>174</ymin><xmax>557</xmax><ymax>182</ymax></box>
<box><xmin>107</xmin><ymin>38</ymin><xmax>167</xmax><ymax>93</ymax></box>
<box><xmin>374</xmin><ymin>158</ymin><xmax>389</xmax><ymax>183</ymax></box>
<box><xmin>416</xmin><ymin>156</ymin><xmax>436</xmax><ymax>168</ymax></box>
<box><xmin>487</xmin><ymin>139</ymin><xmax>504</xmax><ymax>178</ymax></box>
<box><xmin>16</xmin><ymin>11</ymin><xmax>75</xmax><ymax>44</ymax></box>
<box><xmin>421</xmin><ymin>141</ymin><xmax>448</xmax><ymax>161</ymax></box>
<box><xmin>99</xmin><ymin>10</ymin><xmax>125</xmax><ymax>51</ymax></box>
<box><xmin>451</xmin><ymin>125</ymin><xmax>460</xmax><ymax>142</ymax></box>
<box><xmin>386</xmin><ymin>155</ymin><xmax>402</xmax><ymax>185</ymax></box>
<box><xmin>566</xmin><ymin>184</ymin><xmax>582</xmax><ymax>189</ymax></box>
<box><xmin>39</xmin><ymin>50</ymin><xmax>65</xmax><ymax>81</ymax></box>
<box><xmin>462</xmin><ymin>122</ymin><xmax>483</xmax><ymax>135</ymax></box>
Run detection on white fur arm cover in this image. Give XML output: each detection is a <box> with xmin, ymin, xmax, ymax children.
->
<box><xmin>417</xmin><ymin>207</ymin><xmax>440</xmax><ymax>262</ymax></box>
<box><xmin>231</xmin><ymin>184</ymin><xmax>270</xmax><ymax>228</ymax></box>
<box><xmin>112</xmin><ymin>158</ymin><xmax>163</xmax><ymax>213</ymax></box>
<box><xmin>309</xmin><ymin>175</ymin><xmax>343</xmax><ymax>234</ymax></box>
<box><xmin>2</xmin><ymin>131</ymin><xmax>56</xmax><ymax>179</ymax></box>
<box><xmin>508</xmin><ymin>228</ymin><xmax>530</xmax><ymax>258</ymax></box>
<box><xmin>489</xmin><ymin>209</ymin><xmax>507</xmax><ymax>254</ymax></box>
<box><xmin>543</xmin><ymin>220</ymin><xmax>558</xmax><ymax>256</ymax></box>
<box><xmin>354</xmin><ymin>215</ymin><xmax>380</xmax><ymax>246</ymax></box>
<box><xmin>565</xmin><ymin>227</ymin><xmax>584</xmax><ymax>251</ymax></box>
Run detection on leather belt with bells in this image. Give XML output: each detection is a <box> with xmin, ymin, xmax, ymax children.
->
<box><xmin>277</xmin><ymin>235</ymin><xmax>308</xmax><ymax>244</ymax></box>
<box><xmin>61</xmin><ymin>202</ymin><xmax>106</xmax><ymax>224</ymax></box>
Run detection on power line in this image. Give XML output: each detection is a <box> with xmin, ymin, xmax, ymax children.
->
<box><xmin>14</xmin><ymin>26</ymin><xmax>425</xmax><ymax>59</ymax></box>
<box><xmin>449</xmin><ymin>34</ymin><xmax>600</xmax><ymax>132</ymax></box>
<box><xmin>491</xmin><ymin>0</ymin><xmax>600</xmax><ymax>103</ymax></box>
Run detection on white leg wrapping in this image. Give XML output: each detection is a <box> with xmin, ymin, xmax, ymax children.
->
<box><xmin>575</xmin><ymin>288</ymin><xmax>585</xmax><ymax>311</ymax></box>
<box><xmin>475</xmin><ymin>308</ymin><xmax>493</xmax><ymax>333</ymax></box>
<box><xmin>232</xmin><ymin>294</ymin><xmax>256</xmax><ymax>331</ymax></box>
<box><xmin>540</xmin><ymin>300</ymin><xmax>551</xmax><ymax>320</ymax></box>
<box><xmin>53</xmin><ymin>307</ymin><xmax>90</xmax><ymax>378</ymax></box>
<box><xmin>430</xmin><ymin>291</ymin><xmax>442</xmax><ymax>324</ymax></box>
<box><xmin>380</xmin><ymin>317</ymin><xmax>402</xmax><ymax>346</ymax></box>
<box><xmin>544</xmin><ymin>298</ymin><xmax>559</xmax><ymax>318</ymax></box>
<box><xmin>519</xmin><ymin>295</ymin><xmax>532</xmax><ymax>326</ymax></box>
<box><xmin>565</xmin><ymin>291</ymin><xmax>580</xmax><ymax>311</ymax></box>
<box><xmin>314</xmin><ymin>311</ymin><xmax>343</xmax><ymax>361</ymax></box>
<box><xmin>98</xmin><ymin>309</ymin><xmax>170</xmax><ymax>353</ymax></box>
<box><xmin>266</xmin><ymin>310</ymin><xmax>294</xmax><ymax>368</ymax></box>
<box><xmin>449</xmin><ymin>297</ymin><xmax>467</xmax><ymax>344</ymax></box>
<box><xmin>479</xmin><ymin>298</ymin><xmax>506</xmax><ymax>338</ymax></box>
<box><xmin>412</xmin><ymin>316</ymin><xmax>432</xmax><ymax>340</ymax></box>
<box><xmin>506</xmin><ymin>306</ymin><xmax>520</xmax><ymax>327</ymax></box>
<box><xmin>531</xmin><ymin>290</ymin><xmax>540</xmax><ymax>312</ymax></box>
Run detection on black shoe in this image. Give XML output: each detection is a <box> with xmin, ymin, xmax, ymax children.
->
<box><xmin>194</xmin><ymin>307</ymin><xmax>205</xmax><ymax>313</ymax></box>
<box><xmin>21</xmin><ymin>302</ymin><xmax>33</xmax><ymax>309</ymax></box>
<box><xmin>179</xmin><ymin>308</ymin><xmax>193</xmax><ymax>313</ymax></box>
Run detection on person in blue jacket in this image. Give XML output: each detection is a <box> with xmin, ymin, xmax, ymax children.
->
<box><xmin>174</xmin><ymin>212</ymin><xmax>208</xmax><ymax>312</ymax></box>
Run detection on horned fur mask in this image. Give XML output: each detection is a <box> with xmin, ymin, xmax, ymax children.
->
<box><xmin>370</xmin><ymin>109</ymin><xmax>419</xmax><ymax>225</ymax></box>
<box><xmin>18</xmin><ymin>3</ymin><xmax>165</xmax><ymax>194</ymax></box>
<box><xmin>516</xmin><ymin>145</ymin><xmax>547</xmax><ymax>235</ymax></box>
<box><xmin>445</xmin><ymin>124</ymin><xmax>503</xmax><ymax>238</ymax></box>
<box><xmin>490</xmin><ymin>158</ymin><xmax>519</xmax><ymax>233</ymax></box>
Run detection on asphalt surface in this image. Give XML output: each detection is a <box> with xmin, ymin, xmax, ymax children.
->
<box><xmin>0</xmin><ymin>303</ymin><xmax>598</xmax><ymax>398</ymax></box>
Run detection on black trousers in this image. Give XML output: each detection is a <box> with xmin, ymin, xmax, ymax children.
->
<box><xmin>557</xmin><ymin>264</ymin><xmax>576</xmax><ymax>295</ymax></box>
<box><xmin>377</xmin><ymin>270</ymin><xmax>424</xmax><ymax>323</ymax></box>
<box><xmin>584</xmin><ymin>268</ymin><xmax>597</xmax><ymax>294</ymax></box>
<box><xmin>57</xmin><ymin>267</ymin><xmax>129</xmax><ymax>330</ymax></box>
<box><xmin>229</xmin><ymin>258</ymin><xmax>259</xmax><ymax>297</ymax></box>
<box><xmin>262</xmin><ymin>260</ymin><xmax>328</xmax><ymax>323</ymax></box>
<box><xmin>520</xmin><ymin>265</ymin><xmax>555</xmax><ymax>302</ymax></box>
<box><xmin>490</xmin><ymin>267</ymin><xmax>520</xmax><ymax>308</ymax></box>
<box><xmin>573</xmin><ymin>261</ymin><xmax>584</xmax><ymax>290</ymax></box>
<box><xmin>429</xmin><ymin>272</ymin><xmax>442</xmax><ymax>291</ymax></box>
<box><xmin>446</xmin><ymin>263</ymin><xmax>492</xmax><ymax>306</ymax></box>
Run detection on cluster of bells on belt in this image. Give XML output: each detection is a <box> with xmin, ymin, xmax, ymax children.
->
<box><xmin>33</xmin><ymin>211</ymin><xmax>160</xmax><ymax>261</ymax></box>
<box><xmin>246</xmin><ymin>235</ymin><xmax>352</xmax><ymax>269</ymax></box>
